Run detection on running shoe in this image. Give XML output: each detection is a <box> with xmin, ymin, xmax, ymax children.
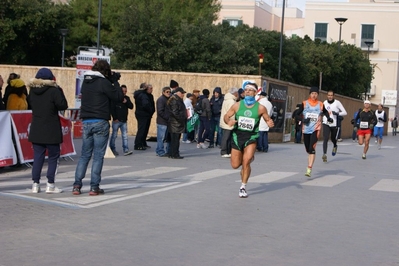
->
<box><xmin>221</xmin><ymin>154</ymin><xmax>231</xmax><ymax>158</ymax></box>
<box><xmin>362</xmin><ymin>153</ymin><xmax>366</xmax><ymax>159</ymax></box>
<box><xmin>332</xmin><ymin>146</ymin><xmax>337</xmax><ymax>156</ymax></box>
<box><xmin>305</xmin><ymin>167</ymin><xmax>312</xmax><ymax>178</ymax></box>
<box><xmin>124</xmin><ymin>150</ymin><xmax>133</xmax><ymax>156</ymax></box>
<box><xmin>200</xmin><ymin>143</ymin><xmax>208</xmax><ymax>149</ymax></box>
<box><xmin>239</xmin><ymin>187</ymin><xmax>248</xmax><ymax>198</ymax></box>
<box><xmin>322</xmin><ymin>154</ymin><xmax>327</xmax><ymax>162</ymax></box>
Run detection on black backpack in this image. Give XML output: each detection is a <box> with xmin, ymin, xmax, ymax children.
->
<box><xmin>194</xmin><ymin>97</ymin><xmax>204</xmax><ymax>114</ymax></box>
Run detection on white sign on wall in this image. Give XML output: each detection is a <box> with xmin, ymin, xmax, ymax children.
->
<box><xmin>381</xmin><ymin>90</ymin><xmax>397</xmax><ymax>106</ymax></box>
<box><xmin>75</xmin><ymin>54</ymin><xmax>110</xmax><ymax>108</ymax></box>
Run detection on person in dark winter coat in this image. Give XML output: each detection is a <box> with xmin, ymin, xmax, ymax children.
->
<box><xmin>197</xmin><ymin>89</ymin><xmax>211</xmax><ymax>149</ymax></box>
<box><xmin>209</xmin><ymin>86</ymin><xmax>224</xmax><ymax>148</ymax></box>
<box><xmin>166</xmin><ymin>87</ymin><xmax>187</xmax><ymax>159</ymax></box>
<box><xmin>292</xmin><ymin>103</ymin><xmax>303</xmax><ymax>143</ymax></box>
<box><xmin>110</xmin><ymin>84</ymin><xmax>134</xmax><ymax>156</ymax></box>
<box><xmin>0</xmin><ymin>75</ymin><xmax>4</xmax><ymax>110</ymax></box>
<box><xmin>155</xmin><ymin>86</ymin><xmax>171</xmax><ymax>157</ymax></box>
<box><xmin>73</xmin><ymin>60</ymin><xmax>123</xmax><ymax>196</ymax></box>
<box><xmin>133</xmin><ymin>83</ymin><xmax>155</xmax><ymax>150</ymax></box>
<box><xmin>28</xmin><ymin>68</ymin><xmax>68</xmax><ymax>193</ymax></box>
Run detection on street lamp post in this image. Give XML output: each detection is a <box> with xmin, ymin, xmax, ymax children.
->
<box><xmin>277</xmin><ymin>0</ymin><xmax>286</xmax><ymax>80</ymax></box>
<box><xmin>97</xmin><ymin>0</ymin><xmax>102</xmax><ymax>55</ymax></box>
<box><xmin>59</xmin><ymin>29</ymin><xmax>68</xmax><ymax>67</ymax></box>
<box><xmin>335</xmin><ymin>17</ymin><xmax>347</xmax><ymax>51</ymax></box>
<box><xmin>364</xmin><ymin>40</ymin><xmax>374</xmax><ymax>100</ymax></box>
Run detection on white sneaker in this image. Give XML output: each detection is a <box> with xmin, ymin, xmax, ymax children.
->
<box><xmin>32</xmin><ymin>183</ymin><xmax>40</xmax><ymax>193</ymax></box>
<box><xmin>200</xmin><ymin>143</ymin><xmax>208</xmax><ymax>149</ymax></box>
<box><xmin>181</xmin><ymin>140</ymin><xmax>191</xmax><ymax>144</ymax></box>
<box><xmin>221</xmin><ymin>154</ymin><xmax>231</xmax><ymax>158</ymax></box>
<box><xmin>46</xmin><ymin>183</ymin><xmax>63</xmax><ymax>193</ymax></box>
<box><xmin>239</xmin><ymin>187</ymin><xmax>248</xmax><ymax>198</ymax></box>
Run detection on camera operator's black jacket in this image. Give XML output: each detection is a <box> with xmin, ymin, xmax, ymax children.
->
<box><xmin>111</xmin><ymin>95</ymin><xmax>133</xmax><ymax>122</ymax></box>
<box><xmin>80</xmin><ymin>70</ymin><xmax>123</xmax><ymax>121</ymax></box>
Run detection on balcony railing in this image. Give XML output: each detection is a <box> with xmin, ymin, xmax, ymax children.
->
<box><xmin>358</xmin><ymin>39</ymin><xmax>379</xmax><ymax>52</ymax></box>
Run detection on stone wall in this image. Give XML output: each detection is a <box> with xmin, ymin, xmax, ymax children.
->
<box><xmin>1</xmin><ymin>64</ymin><xmax>387</xmax><ymax>142</ymax></box>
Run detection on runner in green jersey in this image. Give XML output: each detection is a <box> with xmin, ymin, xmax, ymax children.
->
<box><xmin>223</xmin><ymin>82</ymin><xmax>274</xmax><ymax>198</ymax></box>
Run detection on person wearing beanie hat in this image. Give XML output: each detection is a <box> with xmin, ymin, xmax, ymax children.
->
<box><xmin>297</xmin><ymin>86</ymin><xmax>333</xmax><ymax>178</ymax></box>
<box><xmin>6</xmin><ymin>78</ymin><xmax>28</xmax><ymax>110</ymax></box>
<box><xmin>170</xmin><ymin>79</ymin><xmax>179</xmax><ymax>89</ymax></box>
<box><xmin>237</xmin><ymin>88</ymin><xmax>245</xmax><ymax>101</ymax></box>
<box><xmin>209</xmin><ymin>87</ymin><xmax>224</xmax><ymax>148</ymax></box>
<box><xmin>35</xmin><ymin>68</ymin><xmax>55</xmax><ymax>80</ymax></box>
<box><xmin>321</xmin><ymin>90</ymin><xmax>347</xmax><ymax>163</ymax></box>
<box><xmin>196</xmin><ymin>89</ymin><xmax>212</xmax><ymax>149</ymax></box>
<box><xmin>27</xmin><ymin>67</ymin><xmax>68</xmax><ymax>193</ymax></box>
<box><xmin>223</xmin><ymin>82</ymin><xmax>274</xmax><ymax>198</ymax></box>
<box><xmin>354</xmin><ymin>100</ymin><xmax>377</xmax><ymax>159</ymax></box>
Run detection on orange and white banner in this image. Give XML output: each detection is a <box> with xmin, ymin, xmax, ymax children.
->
<box><xmin>9</xmin><ymin>111</ymin><xmax>76</xmax><ymax>164</ymax></box>
<box><xmin>0</xmin><ymin>112</ymin><xmax>17</xmax><ymax>167</ymax></box>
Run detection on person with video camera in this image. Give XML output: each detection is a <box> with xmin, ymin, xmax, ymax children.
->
<box><xmin>72</xmin><ymin>60</ymin><xmax>123</xmax><ymax>196</ymax></box>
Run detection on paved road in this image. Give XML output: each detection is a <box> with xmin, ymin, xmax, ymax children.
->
<box><xmin>1</xmin><ymin>135</ymin><xmax>399</xmax><ymax>266</ymax></box>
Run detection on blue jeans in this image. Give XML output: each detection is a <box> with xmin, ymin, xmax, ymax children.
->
<box><xmin>156</xmin><ymin>124</ymin><xmax>169</xmax><ymax>156</ymax></box>
<box><xmin>109</xmin><ymin>121</ymin><xmax>129</xmax><ymax>152</ymax></box>
<box><xmin>198</xmin><ymin>116</ymin><xmax>210</xmax><ymax>143</ymax></box>
<box><xmin>74</xmin><ymin>120</ymin><xmax>110</xmax><ymax>189</ymax></box>
<box><xmin>209</xmin><ymin>116</ymin><xmax>222</xmax><ymax>146</ymax></box>
<box><xmin>257</xmin><ymin>131</ymin><xmax>269</xmax><ymax>152</ymax></box>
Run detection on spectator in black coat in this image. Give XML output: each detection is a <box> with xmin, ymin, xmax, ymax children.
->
<box><xmin>110</xmin><ymin>84</ymin><xmax>134</xmax><ymax>156</ymax></box>
<box><xmin>167</xmin><ymin>87</ymin><xmax>187</xmax><ymax>159</ymax></box>
<box><xmin>28</xmin><ymin>68</ymin><xmax>68</xmax><ymax>193</ymax></box>
<box><xmin>134</xmin><ymin>83</ymin><xmax>155</xmax><ymax>150</ymax></box>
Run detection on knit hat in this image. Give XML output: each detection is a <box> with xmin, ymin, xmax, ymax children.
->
<box><xmin>364</xmin><ymin>100</ymin><xmax>371</xmax><ymax>104</ymax></box>
<box><xmin>202</xmin><ymin>89</ymin><xmax>210</xmax><ymax>96</ymax></box>
<box><xmin>213</xmin><ymin>87</ymin><xmax>222</xmax><ymax>94</ymax></box>
<box><xmin>35</xmin><ymin>68</ymin><xmax>54</xmax><ymax>80</ymax></box>
<box><xmin>309</xmin><ymin>86</ymin><xmax>319</xmax><ymax>94</ymax></box>
<box><xmin>238</xmin><ymin>88</ymin><xmax>244</xmax><ymax>95</ymax></box>
<box><xmin>10</xmin><ymin>79</ymin><xmax>25</xmax><ymax>88</ymax></box>
<box><xmin>170</xmin><ymin>79</ymin><xmax>179</xmax><ymax>88</ymax></box>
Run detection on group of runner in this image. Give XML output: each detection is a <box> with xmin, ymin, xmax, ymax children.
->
<box><xmin>225</xmin><ymin>83</ymin><xmax>384</xmax><ymax>198</ymax></box>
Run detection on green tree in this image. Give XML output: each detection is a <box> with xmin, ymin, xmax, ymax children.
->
<box><xmin>0</xmin><ymin>0</ymin><xmax>72</xmax><ymax>66</ymax></box>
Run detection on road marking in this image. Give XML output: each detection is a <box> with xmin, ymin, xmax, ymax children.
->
<box><xmin>302</xmin><ymin>175</ymin><xmax>354</xmax><ymax>187</ymax></box>
<box><xmin>188</xmin><ymin>169</ymin><xmax>237</xmax><ymax>181</ymax></box>
<box><xmin>369</xmin><ymin>179</ymin><xmax>399</xmax><ymax>192</ymax></box>
<box><xmin>109</xmin><ymin>167</ymin><xmax>186</xmax><ymax>178</ymax></box>
<box><xmin>248</xmin><ymin>171</ymin><xmax>298</xmax><ymax>183</ymax></box>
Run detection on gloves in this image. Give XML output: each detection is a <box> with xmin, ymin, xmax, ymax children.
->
<box><xmin>378</xmin><ymin>117</ymin><xmax>384</xmax><ymax>121</ymax></box>
<box><xmin>332</xmin><ymin>111</ymin><xmax>338</xmax><ymax>115</ymax></box>
<box><xmin>327</xmin><ymin>117</ymin><xmax>333</xmax><ymax>123</ymax></box>
<box><xmin>369</xmin><ymin>124</ymin><xmax>374</xmax><ymax>129</ymax></box>
<box><xmin>354</xmin><ymin>127</ymin><xmax>358</xmax><ymax>132</ymax></box>
<box><xmin>303</xmin><ymin>118</ymin><xmax>310</xmax><ymax>124</ymax></box>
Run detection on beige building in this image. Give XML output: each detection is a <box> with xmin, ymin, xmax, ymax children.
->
<box><xmin>218</xmin><ymin>0</ymin><xmax>399</xmax><ymax>122</ymax></box>
<box><xmin>303</xmin><ymin>0</ymin><xmax>399</xmax><ymax>120</ymax></box>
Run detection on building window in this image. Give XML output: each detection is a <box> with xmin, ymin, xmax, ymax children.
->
<box><xmin>222</xmin><ymin>19</ymin><xmax>243</xmax><ymax>27</ymax></box>
<box><xmin>361</xmin><ymin>24</ymin><xmax>375</xmax><ymax>48</ymax></box>
<box><xmin>314</xmin><ymin>23</ymin><xmax>328</xmax><ymax>42</ymax></box>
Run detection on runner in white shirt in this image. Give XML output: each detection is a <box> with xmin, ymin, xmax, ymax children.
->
<box><xmin>374</xmin><ymin>104</ymin><xmax>387</xmax><ymax>149</ymax></box>
<box><xmin>322</xmin><ymin>91</ymin><xmax>347</xmax><ymax>162</ymax></box>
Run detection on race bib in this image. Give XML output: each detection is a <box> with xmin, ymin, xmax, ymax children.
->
<box><xmin>360</xmin><ymin>121</ymin><xmax>369</xmax><ymax>129</ymax></box>
<box><xmin>238</xmin><ymin>116</ymin><xmax>255</xmax><ymax>131</ymax></box>
<box><xmin>305</xmin><ymin>112</ymin><xmax>318</xmax><ymax>123</ymax></box>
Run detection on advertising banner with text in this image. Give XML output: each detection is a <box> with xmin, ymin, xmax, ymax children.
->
<box><xmin>0</xmin><ymin>112</ymin><xmax>17</xmax><ymax>167</ymax></box>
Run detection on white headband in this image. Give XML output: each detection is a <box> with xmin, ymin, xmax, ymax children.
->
<box><xmin>245</xmin><ymin>84</ymin><xmax>257</xmax><ymax>91</ymax></box>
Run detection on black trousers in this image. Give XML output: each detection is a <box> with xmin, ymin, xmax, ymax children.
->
<box><xmin>135</xmin><ymin>116</ymin><xmax>151</xmax><ymax>148</ymax></box>
<box><xmin>169</xmin><ymin>133</ymin><xmax>181</xmax><ymax>157</ymax></box>
<box><xmin>220</xmin><ymin>129</ymin><xmax>232</xmax><ymax>155</ymax></box>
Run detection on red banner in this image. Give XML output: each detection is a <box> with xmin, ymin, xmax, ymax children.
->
<box><xmin>10</xmin><ymin>111</ymin><xmax>76</xmax><ymax>164</ymax></box>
